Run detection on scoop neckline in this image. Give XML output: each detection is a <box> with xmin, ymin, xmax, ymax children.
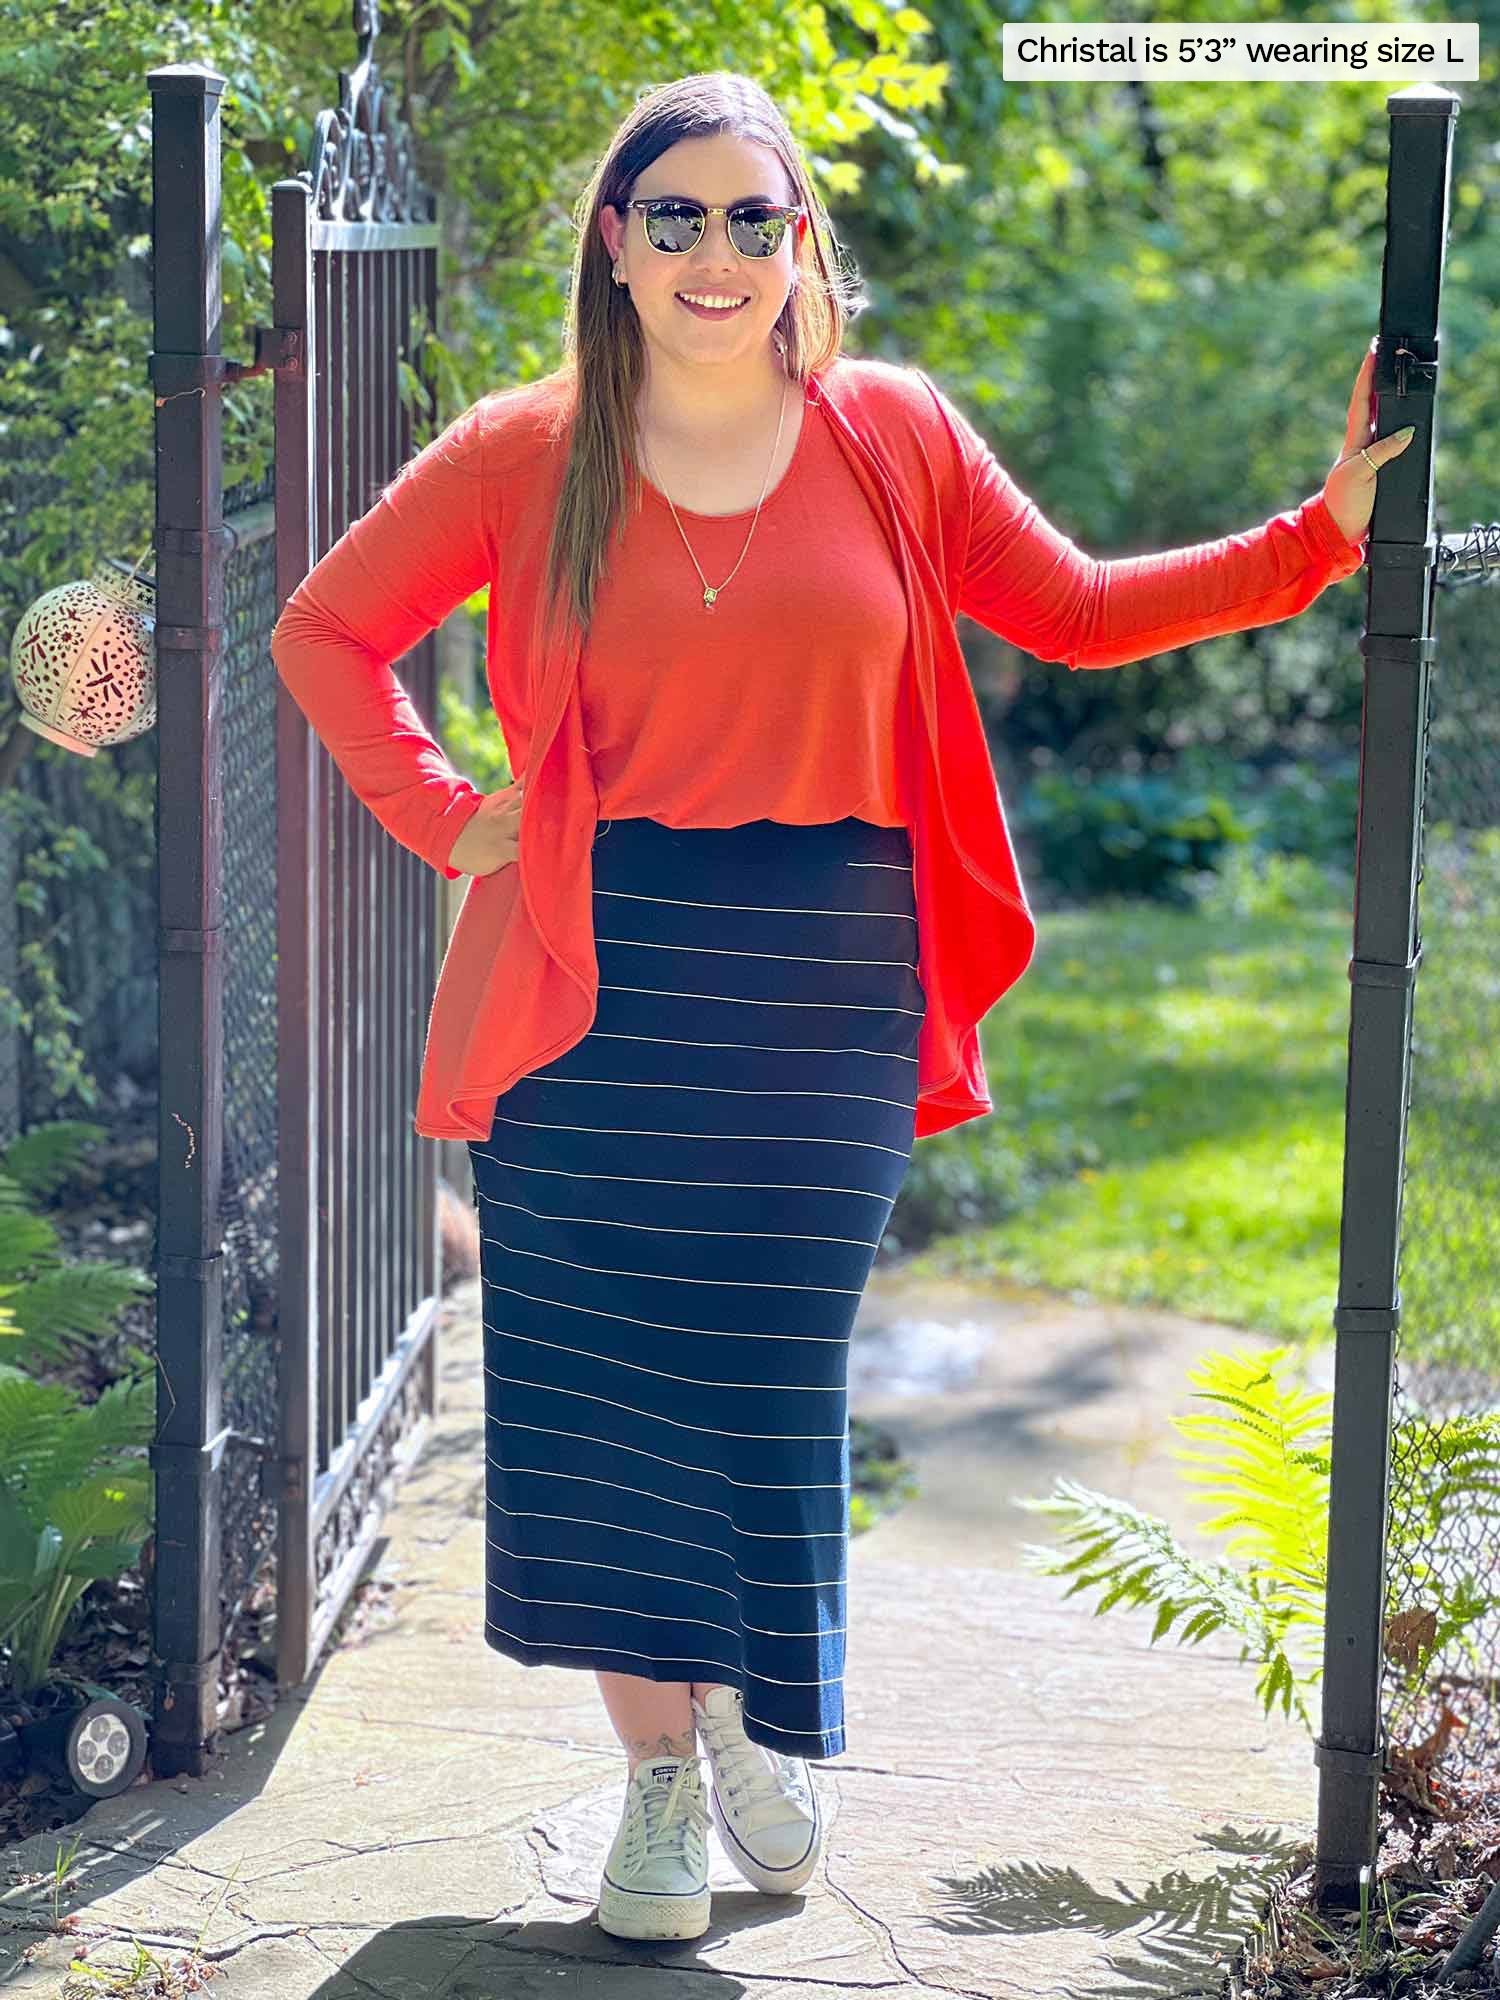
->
<box><xmin>635</xmin><ymin>388</ymin><xmax>817</xmax><ymax>523</ymax></box>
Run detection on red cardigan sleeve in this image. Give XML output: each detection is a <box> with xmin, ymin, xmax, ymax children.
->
<box><xmin>939</xmin><ymin>388</ymin><xmax>1368</xmax><ymax>671</ymax></box>
<box><xmin>268</xmin><ymin>400</ymin><xmax>494</xmax><ymax>879</ymax></box>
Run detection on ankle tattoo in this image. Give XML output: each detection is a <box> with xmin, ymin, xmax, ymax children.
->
<box><xmin>626</xmin><ymin>1726</ymin><xmax>697</xmax><ymax>1772</ymax></box>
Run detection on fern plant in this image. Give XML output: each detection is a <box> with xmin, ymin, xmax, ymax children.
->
<box><xmin>0</xmin><ymin>1121</ymin><xmax>157</xmax><ymax>1701</ymax></box>
<box><xmin>1015</xmin><ymin>1345</ymin><xmax>1500</xmax><ymax>1734</ymax></box>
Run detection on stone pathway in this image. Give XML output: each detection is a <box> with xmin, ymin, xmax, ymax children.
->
<box><xmin>0</xmin><ymin>1259</ymin><xmax>1320</xmax><ymax>1998</ymax></box>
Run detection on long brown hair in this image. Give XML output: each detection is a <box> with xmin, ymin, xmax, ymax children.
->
<box><xmin>532</xmin><ymin>70</ymin><xmax>866</xmax><ymax>658</ymax></box>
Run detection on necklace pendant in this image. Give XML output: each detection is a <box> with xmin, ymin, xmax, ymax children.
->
<box><xmin>702</xmin><ymin>586</ymin><xmax>718</xmax><ymax>609</ymax></box>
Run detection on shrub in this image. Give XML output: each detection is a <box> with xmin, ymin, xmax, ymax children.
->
<box><xmin>1013</xmin><ymin>751</ymin><xmax>1362</xmax><ymax>907</ymax></box>
<box><xmin>1015</xmin><ymin>767</ymin><xmax>1253</xmax><ymax>907</ymax></box>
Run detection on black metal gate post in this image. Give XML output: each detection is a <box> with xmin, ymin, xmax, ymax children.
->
<box><xmin>145</xmin><ymin>62</ymin><xmax>233</xmax><ymax>1777</ymax></box>
<box><xmin>1313</xmin><ymin>82</ymin><xmax>1458</xmax><ymax>1905</ymax></box>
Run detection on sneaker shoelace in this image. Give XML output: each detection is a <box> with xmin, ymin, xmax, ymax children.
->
<box><xmin>705</xmin><ymin>1717</ymin><xmax>814</xmax><ymax>1834</ymax></box>
<box><xmin>620</xmin><ymin>1758</ymin><xmax>710</xmax><ymax>1883</ymax></box>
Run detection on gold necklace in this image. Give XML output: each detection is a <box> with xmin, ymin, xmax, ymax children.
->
<box><xmin>640</xmin><ymin>377</ymin><xmax>792</xmax><ymax>610</ymax></box>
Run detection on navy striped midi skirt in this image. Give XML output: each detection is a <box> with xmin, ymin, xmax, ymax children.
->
<box><xmin>466</xmin><ymin>813</ymin><xmax>925</xmax><ymax>1761</ymax></box>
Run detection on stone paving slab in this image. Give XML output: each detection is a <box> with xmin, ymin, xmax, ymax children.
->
<box><xmin>0</xmin><ymin>1268</ymin><xmax>1316</xmax><ymax>1998</ymax></box>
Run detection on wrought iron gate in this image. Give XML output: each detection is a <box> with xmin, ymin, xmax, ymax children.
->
<box><xmin>267</xmin><ymin>13</ymin><xmax>447</xmax><ymax>1700</ymax></box>
<box><xmin>148</xmin><ymin>3</ymin><xmax>449</xmax><ymax>1775</ymax></box>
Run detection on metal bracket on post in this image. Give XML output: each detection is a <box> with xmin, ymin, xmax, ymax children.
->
<box><xmin>149</xmin><ymin>1427</ymin><xmax>273</xmax><ymax>1486</ymax></box>
<box><xmin>1314</xmin><ymin>1733</ymin><xmax>1389</xmax><ymax>1781</ymax></box>
<box><xmin>1331</xmin><ymin>1303</ymin><xmax>1402</xmax><ymax>1337</ymax></box>
<box><xmin>1359</xmin><ymin>634</ymin><xmax>1440</xmax><ymax>667</ymax></box>
<box><xmin>1348</xmin><ymin>945</ymin><xmax>1423</xmax><ymax>994</ymax></box>
<box><xmin>147</xmin><ymin>327</ymin><xmax>304</xmax><ymax>400</ymax></box>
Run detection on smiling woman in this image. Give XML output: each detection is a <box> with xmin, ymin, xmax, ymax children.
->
<box><xmin>268</xmin><ymin>58</ymin><xmax>1382</xmax><ymax>1949</ymax></box>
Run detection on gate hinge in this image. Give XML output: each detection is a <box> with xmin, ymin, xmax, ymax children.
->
<box><xmin>150</xmin><ymin>330</ymin><xmax>304</xmax><ymax>397</ymax></box>
<box><xmin>224</xmin><ymin>325</ymin><xmax>305</xmax><ymax>383</ymax></box>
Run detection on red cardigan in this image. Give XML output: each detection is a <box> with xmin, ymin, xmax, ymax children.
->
<box><xmin>269</xmin><ymin>353</ymin><xmax>1367</xmax><ymax>1143</ymax></box>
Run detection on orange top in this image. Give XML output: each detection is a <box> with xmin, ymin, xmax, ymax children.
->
<box><xmin>270</xmin><ymin>354</ymin><xmax>1367</xmax><ymax>1143</ymax></box>
<box><xmin>580</xmin><ymin>393</ymin><xmax>908</xmax><ymax>828</ymax></box>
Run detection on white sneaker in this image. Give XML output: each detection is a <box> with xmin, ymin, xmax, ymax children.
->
<box><xmin>691</xmin><ymin>1685</ymin><xmax>822</xmax><ymax>1895</ymax></box>
<box><xmin>597</xmin><ymin>1753</ymin><xmax>712</xmax><ymax>1942</ymax></box>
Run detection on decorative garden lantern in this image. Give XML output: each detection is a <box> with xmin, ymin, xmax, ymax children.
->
<box><xmin>7</xmin><ymin>557</ymin><xmax>156</xmax><ymax>758</ymax></box>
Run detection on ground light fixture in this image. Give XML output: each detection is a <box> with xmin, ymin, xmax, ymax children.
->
<box><xmin>0</xmin><ymin>1679</ymin><xmax>150</xmax><ymax>1801</ymax></box>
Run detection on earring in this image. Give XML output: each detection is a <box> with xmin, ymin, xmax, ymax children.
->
<box><xmin>612</xmin><ymin>264</ymin><xmax>626</xmax><ymax>286</ymax></box>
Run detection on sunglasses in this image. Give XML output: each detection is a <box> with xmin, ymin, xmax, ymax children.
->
<box><xmin>616</xmin><ymin>198</ymin><xmax>805</xmax><ymax>259</ymax></box>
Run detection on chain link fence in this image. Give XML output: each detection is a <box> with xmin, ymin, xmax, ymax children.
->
<box><xmin>1383</xmin><ymin>573</ymin><xmax>1500</xmax><ymax>1786</ymax></box>
<box><xmin>0</xmin><ymin>461</ymin><xmax>287</xmax><ymax>1655</ymax></box>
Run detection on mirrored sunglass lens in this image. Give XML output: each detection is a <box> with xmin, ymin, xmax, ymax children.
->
<box><xmin>729</xmin><ymin>207</ymin><xmax>785</xmax><ymax>256</ymax></box>
<box><xmin>644</xmin><ymin>202</ymin><xmax>704</xmax><ymax>252</ymax></box>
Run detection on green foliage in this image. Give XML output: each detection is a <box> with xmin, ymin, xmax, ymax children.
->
<box><xmin>1229</xmin><ymin>756</ymin><xmax>1361</xmax><ymax>872</ymax></box>
<box><xmin>436</xmin><ymin>652</ymin><xmax>513</xmax><ymax>795</ymax></box>
<box><xmin>1186</xmin><ymin>844</ymin><xmax>1350</xmax><ymax>924</ymax></box>
<box><xmin>1015</xmin><ymin>765</ymin><xmax>1253</xmax><ymax>906</ymax></box>
<box><xmin>1016</xmin><ymin>1346</ymin><xmax>1500</xmax><ymax>1736</ymax></box>
<box><xmin>1012</xmin><ymin>747</ymin><xmax>1361</xmax><ymax>909</ymax></box>
<box><xmin>0</xmin><ymin>1122</ymin><xmax>157</xmax><ymax>1701</ymax></box>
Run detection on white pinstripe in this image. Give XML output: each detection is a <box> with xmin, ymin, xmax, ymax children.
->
<box><xmin>474</xmin><ymin>1187</ymin><xmax>883</xmax><ymax>1253</ymax></box>
<box><xmin>494</xmin><ymin>1113</ymin><xmax>913</xmax><ymax>1161</ymax></box>
<box><xmin>480</xmin><ymin>1282</ymin><xmax>853</xmax><ymax>1344</ymax></box>
<box><xmin>485</xmin><ymin>1322</ymin><xmax>848</xmax><ymax>1394</ymax></box>
<box><xmin>578</xmin><ymin>1028</ymin><xmax>917</xmax><ymax>1063</ymax></box>
<box><xmin>597</xmin><ymin>982</ymin><xmax>923</xmax><ymax>1018</ymax></box>
<box><xmin>515</xmin><ymin>1071</ymin><xmax>919</xmax><ymax>1113</ymax></box>
<box><xmin>481</xmin><ymin>825</ymin><xmax>911</xmax><ymax>1756</ymax></box>
<box><xmin>491</xmin><ymin>1459</ymin><xmax>845</xmax><ymax>1536</ymax></box>
<box><xmin>486</xmin><ymin>1590</ymin><xmax>843</xmax><ymax>1656</ymax></box>
<box><xmin>490</xmin><ymin>1500</ymin><xmax>841</xmax><ymax>1568</ymax></box>
<box><xmin>483</xmin><ymin>1616</ymin><xmax>847</xmax><ymax>1734</ymax></box>
<box><xmin>485</xmin><ymin>1536</ymin><xmax>843</xmax><ymax>1594</ymax></box>
<box><xmin>472</xmin><ymin>1154</ymin><xmax>900</xmax><ymax>1203</ymax></box>
<box><xmin>478</xmin><ymin>1229</ymin><xmax>869</xmax><ymax>1298</ymax></box>
<box><xmin>597</xmin><ymin>933</ymin><xmax>917</xmax><ymax>971</ymax></box>
<box><xmin>484</xmin><ymin>1366</ymin><xmax>846</xmax><ymax>1439</ymax></box>
<box><xmin>489</xmin><ymin>1421</ymin><xmax>849</xmax><ymax>1492</ymax></box>
<box><xmin>594</xmin><ymin>887</ymin><xmax>914</xmax><ymax>921</ymax></box>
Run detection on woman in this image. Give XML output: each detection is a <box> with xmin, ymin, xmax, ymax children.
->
<box><xmin>270</xmin><ymin>69</ymin><xmax>1409</xmax><ymax>1947</ymax></box>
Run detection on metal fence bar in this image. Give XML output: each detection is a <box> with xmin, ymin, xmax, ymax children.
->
<box><xmin>271</xmin><ymin>170</ymin><xmax>320</xmax><ymax>1691</ymax></box>
<box><xmin>145</xmin><ymin>61</ymin><xmax>232</xmax><ymax>1777</ymax></box>
<box><xmin>1313</xmin><ymin>81</ymin><xmax>1458</xmax><ymax>1904</ymax></box>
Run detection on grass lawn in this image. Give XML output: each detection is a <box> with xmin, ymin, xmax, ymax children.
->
<box><xmin>897</xmin><ymin>853</ymin><xmax>1500</xmax><ymax>1368</ymax></box>
<box><xmin>898</xmin><ymin>891</ymin><xmax>1362</xmax><ymax>1347</ymax></box>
